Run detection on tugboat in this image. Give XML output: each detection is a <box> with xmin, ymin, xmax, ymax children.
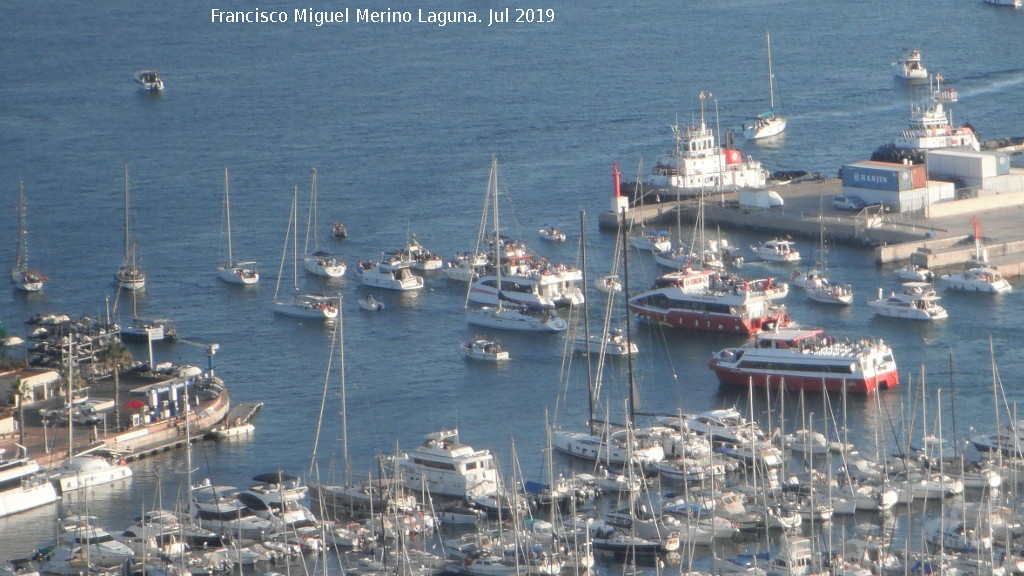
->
<box><xmin>872</xmin><ymin>74</ymin><xmax>979</xmax><ymax>164</ymax></box>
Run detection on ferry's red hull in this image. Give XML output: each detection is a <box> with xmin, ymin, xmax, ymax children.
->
<box><xmin>708</xmin><ymin>362</ymin><xmax>899</xmax><ymax>395</ymax></box>
<box><xmin>632</xmin><ymin>307</ymin><xmax>789</xmax><ymax>336</ymax></box>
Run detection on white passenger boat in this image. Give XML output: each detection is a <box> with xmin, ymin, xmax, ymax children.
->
<box><xmin>708</xmin><ymin>328</ymin><xmax>899</xmax><ymax>394</ymax></box>
<box><xmin>397</xmin><ymin>429</ymin><xmax>500</xmax><ymax>499</ymax></box>
<box><xmin>134</xmin><ymin>69</ymin><xmax>164</xmax><ymax>92</ymax></box>
<box><xmin>0</xmin><ymin>446</ymin><xmax>60</xmax><ymax>519</ymax></box>
<box><xmin>628</xmin><ymin>268</ymin><xmax>790</xmax><ymax>335</ymax></box>
<box><xmin>867</xmin><ymin>282</ymin><xmax>948</xmax><ymax>320</ymax></box>
<box><xmin>462</xmin><ymin>338</ymin><xmax>509</xmax><ymax>361</ymax></box>
<box><xmin>892</xmin><ymin>48</ymin><xmax>927</xmax><ymax>81</ymax></box>
<box><xmin>938</xmin><ymin>264</ymin><xmax>1012</xmax><ymax>293</ymax></box>
<box><xmin>355</xmin><ymin>259</ymin><xmax>424</xmax><ymax>290</ymax></box>
<box><xmin>750</xmin><ymin>238</ymin><xmax>800</xmax><ymax>263</ymax></box>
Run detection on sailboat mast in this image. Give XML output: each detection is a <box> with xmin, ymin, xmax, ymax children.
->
<box><xmin>15</xmin><ymin>180</ymin><xmax>28</xmax><ymax>273</ymax></box>
<box><xmin>620</xmin><ymin>208</ymin><xmax>637</xmax><ymax>426</ymax></box>
<box><xmin>224</xmin><ymin>167</ymin><xmax>233</xmax><ymax>266</ymax></box>
<box><xmin>292</xmin><ymin>186</ymin><xmax>300</xmax><ymax>292</ymax></box>
<box><xmin>339</xmin><ymin>297</ymin><xmax>349</xmax><ymax>483</ymax></box>
<box><xmin>123</xmin><ymin>164</ymin><xmax>132</xmax><ymax>267</ymax></box>
<box><xmin>580</xmin><ymin>210</ymin><xmax>596</xmax><ymax>435</ymax></box>
<box><xmin>490</xmin><ymin>157</ymin><xmax>502</xmax><ymax>308</ymax></box>
<box><xmin>766</xmin><ymin>30</ymin><xmax>776</xmax><ymax>110</ymax></box>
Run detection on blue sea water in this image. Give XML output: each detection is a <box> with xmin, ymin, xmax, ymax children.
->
<box><xmin>1</xmin><ymin>0</ymin><xmax>1024</xmax><ymax>563</ymax></box>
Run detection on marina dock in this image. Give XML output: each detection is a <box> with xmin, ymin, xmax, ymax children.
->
<box><xmin>601</xmin><ymin>177</ymin><xmax>1024</xmax><ymax>276</ymax></box>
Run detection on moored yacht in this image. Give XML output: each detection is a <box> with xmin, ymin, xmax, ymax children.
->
<box><xmin>356</xmin><ymin>258</ymin><xmax>424</xmax><ymax>290</ymax></box>
<box><xmin>552</xmin><ymin>425</ymin><xmax>667</xmax><ymax>470</ymax></box>
<box><xmin>397</xmin><ymin>429</ymin><xmax>500</xmax><ymax>500</ymax></box>
<box><xmin>0</xmin><ymin>446</ymin><xmax>60</xmax><ymax>518</ymax></box>
<box><xmin>867</xmin><ymin>282</ymin><xmax>948</xmax><ymax>320</ymax></box>
<box><xmin>57</xmin><ymin>516</ymin><xmax>136</xmax><ymax>567</ymax></box>
<box><xmin>938</xmin><ymin>264</ymin><xmax>1012</xmax><ymax>293</ymax></box>
<box><xmin>708</xmin><ymin>327</ymin><xmax>899</xmax><ymax>394</ymax></box>
<box><xmin>751</xmin><ymin>238</ymin><xmax>800</xmax><ymax>263</ymax></box>
<box><xmin>52</xmin><ymin>453</ymin><xmax>133</xmax><ymax>493</ymax></box>
<box><xmin>628</xmin><ymin>268</ymin><xmax>790</xmax><ymax>335</ymax></box>
<box><xmin>191</xmin><ymin>481</ymin><xmax>276</xmax><ymax>539</ymax></box>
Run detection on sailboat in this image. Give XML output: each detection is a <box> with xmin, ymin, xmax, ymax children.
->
<box><xmin>553</xmin><ymin>210</ymin><xmax>665</xmax><ymax>470</ymax></box>
<box><xmin>11</xmin><ymin>180</ymin><xmax>47</xmax><ymax>292</ymax></box>
<box><xmin>744</xmin><ymin>30</ymin><xmax>787</xmax><ymax>140</ymax></box>
<box><xmin>302</xmin><ymin>167</ymin><xmax>346</xmax><ymax>278</ymax></box>
<box><xmin>116</xmin><ymin>164</ymin><xmax>146</xmax><ymax>291</ymax></box>
<box><xmin>465</xmin><ymin>156</ymin><xmax>568</xmax><ymax>332</ymax></box>
<box><xmin>216</xmin><ymin>167</ymin><xmax>259</xmax><ymax>285</ymax></box>
<box><xmin>273</xmin><ymin>186</ymin><xmax>339</xmax><ymax>320</ymax></box>
<box><xmin>804</xmin><ymin>216</ymin><xmax>853</xmax><ymax>305</ymax></box>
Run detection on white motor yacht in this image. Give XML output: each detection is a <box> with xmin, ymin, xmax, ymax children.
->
<box><xmin>868</xmin><ymin>282</ymin><xmax>948</xmax><ymax>320</ymax></box>
<box><xmin>938</xmin><ymin>265</ymin><xmax>1012</xmax><ymax>293</ymax></box>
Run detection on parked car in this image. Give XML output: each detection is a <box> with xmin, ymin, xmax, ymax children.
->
<box><xmin>832</xmin><ymin>195</ymin><xmax>865</xmax><ymax>211</ymax></box>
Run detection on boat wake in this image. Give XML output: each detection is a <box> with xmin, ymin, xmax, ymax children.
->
<box><xmin>951</xmin><ymin>68</ymin><xmax>1024</xmax><ymax>99</ymax></box>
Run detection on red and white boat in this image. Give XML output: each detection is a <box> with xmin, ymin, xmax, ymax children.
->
<box><xmin>707</xmin><ymin>328</ymin><xmax>899</xmax><ymax>394</ymax></box>
<box><xmin>628</xmin><ymin>268</ymin><xmax>790</xmax><ymax>335</ymax></box>
<box><xmin>625</xmin><ymin>92</ymin><xmax>768</xmax><ymax>198</ymax></box>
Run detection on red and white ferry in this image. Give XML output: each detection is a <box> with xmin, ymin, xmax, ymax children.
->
<box><xmin>707</xmin><ymin>328</ymin><xmax>899</xmax><ymax>394</ymax></box>
<box><xmin>628</xmin><ymin>268</ymin><xmax>790</xmax><ymax>335</ymax></box>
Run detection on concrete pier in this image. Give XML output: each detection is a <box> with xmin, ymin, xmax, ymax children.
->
<box><xmin>602</xmin><ymin>177</ymin><xmax>1024</xmax><ymax>276</ymax></box>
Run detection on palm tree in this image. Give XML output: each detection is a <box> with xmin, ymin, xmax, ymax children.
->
<box><xmin>100</xmin><ymin>342</ymin><xmax>133</xmax><ymax>431</ymax></box>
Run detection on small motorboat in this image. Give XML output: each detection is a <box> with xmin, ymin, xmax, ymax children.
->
<box><xmin>750</xmin><ymin>238</ymin><xmax>801</xmax><ymax>263</ymax></box>
<box><xmin>134</xmin><ymin>69</ymin><xmax>164</xmax><ymax>92</ymax></box>
<box><xmin>538</xmin><ymin>224</ymin><xmax>566</xmax><ymax>242</ymax></box>
<box><xmin>595</xmin><ymin>274</ymin><xmax>622</xmax><ymax>293</ymax></box>
<box><xmin>894</xmin><ymin>263</ymin><xmax>934</xmax><ymax>282</ymax></box>
<box><xmin>332</xmin><ymin>221</ymin><xmax>348</xmax><ymax>238</ymax></box>
<box><xmin>462</xmin><ymin>338</ymin><xmax>509</xmax><ymax>361</ymax></box>
<box><xmin>893</xmin><ymin>49</ymin><xmax>927</xmax><ymax>81</ymax></box>
<box><xmin>359</xmin><ymin>295</ymin><xmax>385</xmax><ymax>311</ymax></box>
<box><xmin>210</xmin><ymin>422</ymin><xmax>256</xmax><ymax>439</ymax></box>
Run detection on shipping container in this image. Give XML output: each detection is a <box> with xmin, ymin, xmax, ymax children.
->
<box><xmin>926</xmin><ymin>149</ymin><xmax>998</xmax><ymax>180</ymax></box>
<box><xmin>841</xmin><ymin>161</ymin><xmax>921</xmax><ymax>192</ymax></box>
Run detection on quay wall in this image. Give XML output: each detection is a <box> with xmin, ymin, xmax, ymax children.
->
<box><xmin>925</xmin><ymin>188</ymin><xmax>1024</xmax><ymax>218</ymax></box>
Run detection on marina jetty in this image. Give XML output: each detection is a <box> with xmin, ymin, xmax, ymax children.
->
<box><xmin>602</xmin><ymin>162</ymin><xmax>1024</xmax><ymax>277</ymax></box>
<box><xmin>0</xmin><ymin>315</ymin><xmax>242</xmax><ymax>471</ymax></box>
